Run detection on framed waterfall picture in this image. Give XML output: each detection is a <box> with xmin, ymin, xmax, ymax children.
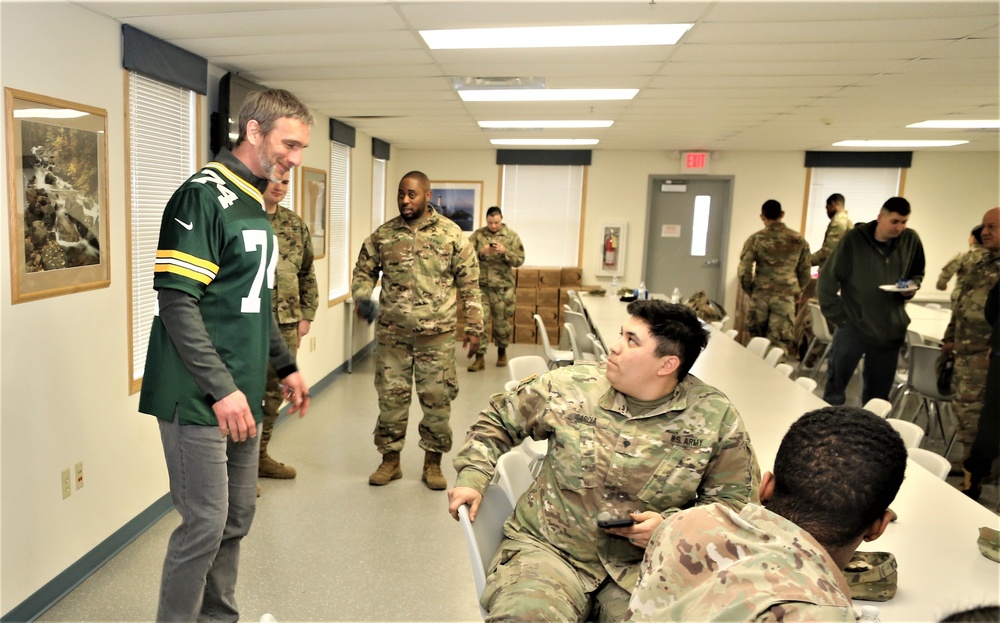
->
<box><xmin>299</xmin><ymin>166</ymin><xmax>327</xmax><ymax>260</ymax></box>
<box><xmin>5</xmin><ymin>88</ymin><xmax>110</xmax><ymax>303</ymax></box>
<box><xmin>429</xmin><ymin>180</ymin><xmax>482</xmax><ymax>234</ymax></box>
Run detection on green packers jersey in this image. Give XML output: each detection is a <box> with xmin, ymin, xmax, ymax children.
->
<box><xmin>139</xmin><ymin>162</ymin><xmax>277</xmax><ymax>426</ymax></box>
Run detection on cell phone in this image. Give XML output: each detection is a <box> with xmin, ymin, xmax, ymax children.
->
<box><xmin>490</xmin><ymin>242</ymin><xmax>497</xmax><ymax>247</ymax></box>
<box><xmin>597</xmin><ymin>516</ymin><xmax>635</xmax><ymax>529</ymax></box>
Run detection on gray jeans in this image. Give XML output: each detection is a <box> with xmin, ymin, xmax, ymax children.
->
<box><xmin>157</xmin><ymin>415</ymin><xmax>259</xmax><ymax>622</ymax></box>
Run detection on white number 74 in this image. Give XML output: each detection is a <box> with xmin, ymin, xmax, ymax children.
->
<box><xmin>241</xmin><ymin>230</ymin><xmax>278</xmax><ymax>314</ymax></box>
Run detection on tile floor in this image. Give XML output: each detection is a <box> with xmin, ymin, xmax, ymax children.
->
<box><xmin>35</xmin><ymin>339</ymin><xmax>997</xmax><ymax>622</ymax></box>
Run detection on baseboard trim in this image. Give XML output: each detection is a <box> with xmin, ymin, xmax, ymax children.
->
<box><xmin>1</xmin><ymin>494</ymin><xmax>174</xmax><ymax>623</ymax></box>
<box><xmin>2</xmin><ymin>342</ymin><xmax>373</xmax><ymax>622</ymax></box>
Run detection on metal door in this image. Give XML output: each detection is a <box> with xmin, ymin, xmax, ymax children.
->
<box><xmin>643</xmin><ymin>177</ymin><xmax>732</xmax><ymax>305</ymax></box>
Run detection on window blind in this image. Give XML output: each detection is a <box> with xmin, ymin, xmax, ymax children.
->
<box><xmin>371</xmin><ymin>158</ymin><xmax>386</xmax><ymax>229</ymax></box>
<box><xmin>805</xmin><ymin>167</ymin><xmax>901</xmax><ymax>251</ymax></box>
<box><xmin>127</xmin><ymin>72</ymin><xmax>196</xmax><ymax>391</ymax></box>
<box><xmin>328</xmin><ymin>141</ymin><xmax>351</xmax><ymax>301</ymax></box>
<box><xmin>501</xmin><ymin>164</ymin><xmax>584</xmax><ymax>266</ymax></box>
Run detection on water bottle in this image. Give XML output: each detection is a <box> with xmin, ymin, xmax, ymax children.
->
<box><xmin>858</xmin><ymin>605</ymin><xmax>880</xmax><ymax>622</ymax></box>
<box><xmin>635</xmin><ymin>280</ymin><xmax>648</xmax><ymax>300</ymax></box>
<box><xmin>609</xmin><ymin>276</ymin><xmax>618</xmax><ymax>298</ymax></box>
<box><xmin>671</xmin><ymin>287</ymin><xmax>681</xmax><ymax>304</ymax></box>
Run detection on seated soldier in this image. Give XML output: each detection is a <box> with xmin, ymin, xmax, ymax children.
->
<box><xmin>626</xmin><ymin>405</ymin><xmax>907</xmax><ymax>622</ymax></box>
<box><xmin>447</xmin><ymin>300</ymin><xmax>760</xmax><ymax>622</ymax></box>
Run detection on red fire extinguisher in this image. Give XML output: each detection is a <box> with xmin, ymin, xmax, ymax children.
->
<box><xmin>603</xmin><ymin>231</ymin><xmax>617</xmax><ymax>266</ymax></box>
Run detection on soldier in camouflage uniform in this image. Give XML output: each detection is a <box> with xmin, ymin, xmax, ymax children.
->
<box><xmin>810</xmin><ymin>193</ymin><xmax>852</xmax><ymax>271</ymax></box>
<box><xmin>942</xmin><ymin>208</ymin><xmax>999</xmax><ymax>472</ymax></box>
<box><xmin>448</xmin><ymin>301</ymin><xmax>759</xmax><ymax>622</ymax></box>
<box><xmin>352</xmin><ymin>171</ymin><xmax>483</xmax><ymax>490</ymax></box>
<box><xmin>627</xmin><ymin>406</ymin><xmax>906</xmax><ymax>622</ymax></box>
<box><xmin>795</xmin><ymin>194</ymin><xmax>852</xmax><ymax>359</ymax></box>
<box><xmin>467</xmin><ymin>206</ymin><xmax>525</xmax><ymax>371</ymax></box>
<box><xmin>738</xmin><ymin>199</ymin><xmax>811</xmax><ymax>354</ymax></box>
<box><xmin>259</xmin><ymin>172</ymin><xmax>318</xmax><ymax>481</ymax></box>
<box><xmin>936</xmin><ymin>225</ymin><xmax>983</xmax><ymax>305</ymax></box>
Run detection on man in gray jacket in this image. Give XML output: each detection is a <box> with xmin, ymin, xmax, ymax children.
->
<box><xmin>817</xmin><ymin>197</ymin><xmax>925</xmax><ymax>405</ymax></box>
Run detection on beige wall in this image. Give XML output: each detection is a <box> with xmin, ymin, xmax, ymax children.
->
<box><xmin>1</xmin><ymin>0</ymin><xmax>997</xmax><ymax>616</ymax></box>
<box><xmin>394</xmin><ymin>149</ymin><xmax>998</xmax><ymax>312</ymax></box>
<box><xmin>0</xmin><ymin>2</ymin><xmax>375</xmax><ymax>613</ymax></box>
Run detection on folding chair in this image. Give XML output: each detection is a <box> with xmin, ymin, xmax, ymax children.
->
<box><xmin>908</xmin><ymin>447</ymin><xmax>950</xmax><ymax>480</ymax></box>
<box><xmin>458</xmin><ymin>484</ymin><xmax>513</xmax><ymax>619</ymax></box>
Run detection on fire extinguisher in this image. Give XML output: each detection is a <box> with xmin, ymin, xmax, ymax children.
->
<box><xmin>603</xmin><ymin>231</ymin><xmax>617</xmax><ymax>266</ymax></box>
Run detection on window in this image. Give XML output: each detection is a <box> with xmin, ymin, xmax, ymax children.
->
<box><xmin>501</xmin><ymin>164</ymin><xmax>585</xmax><ymax>266</ymax></box>
<box><xmin>126</xmin><ymin>71</ymin><xmax>197</xmax><ymax>392</ymax></box>
<box><xmin>328</xmin><ymin>141</ymin><xmax>351</xmax><ymax>303</ymax></box>
<box><xmin>371</xmin><ymin>158</ymin><xmax>386</xmax><ymax>229</ymax></box>
<box><xmin>804</xmin><ymin>167</ymin><xmax>902</xmax><ymax>251</ymax></box>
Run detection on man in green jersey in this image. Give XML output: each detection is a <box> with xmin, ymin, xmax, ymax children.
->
<box><xmin>139</xmin><ymin>89</ymin><xmax>313</xmax><ymax>622</ymax></box>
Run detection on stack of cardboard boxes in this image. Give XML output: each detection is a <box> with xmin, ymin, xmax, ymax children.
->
<box><xmin>512</xmin><ymin>266</ymin><xmax>583</xmax><ymax>344</ymax></box>
<box><xmin>456</xmin><ymin>266</ymin><xmax>586</xmax><ymax>344</ymax></box>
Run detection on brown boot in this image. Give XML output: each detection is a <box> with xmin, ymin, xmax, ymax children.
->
<box><xmin>422</xmin><ymin>451</ymin><xmax>447</xmax><ymax>490</ymax></box>
<box><xmin>496</xmin><ymin>347</ymin><xmax>508</xmax><ymax>368</ymax></box>
<box><xmin>960</xmin><ymin>469</ymin><xmax>983</xmax><ymax>501</ymax></box>
<box><xmin>369</xmin><ymin>451</ymin><xmax>402</xmax><ymax>486</ymax></box>
<box><xmin>468</xmin><ymin>354</ymin><xmax>485</xmax><ymax>372</ymax></box>
<box><xmin>258</xmin><ymin>454</ymin><xmax>297</xmax><ymax>479</ymax></box>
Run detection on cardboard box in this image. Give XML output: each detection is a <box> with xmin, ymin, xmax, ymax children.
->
<box><xmin>536</xmin><ymin>306</ymin><xmax>559</xmax><ymax>327</ymax></box>
<box><xmin>514</xmin><ymin>325</ymin><xmax>537</xmax><ymax>344</ymax></box>
<box><xmin>515</xmin><ymin>288</ymin><xmax>536</xmax><ymax>306</ymax></box>
<box><xmin>536</xmin><ymin>288</ymin><xmax>560</xmax><ymax>308</ymax></box>
<box><xmin>514</xmin><ymin>306</ymin><xmax>536</xmax><ymax>326</ymax></box>
<box><xmin>516</xmin><ymin>267</ymin><xmax>539</xmax><ymax>288</ymax></box>
<box><xmin>538</xmin><ymin>267</ymin><xmax>562</xmax><ymax>288</ymax></box>
<box><xmin>560</xmin><ymin>266</ymin><xmax>583</xmax><ymax>287</ymax></box>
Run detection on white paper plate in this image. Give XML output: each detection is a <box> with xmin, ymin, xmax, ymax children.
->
<box><xmin>879</xmin><ymin>284</ymin><xmax>918</xmax><ymax>292</ymax></box>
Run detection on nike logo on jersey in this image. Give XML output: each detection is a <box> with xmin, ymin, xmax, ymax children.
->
<box><xmin>175</xmin><ymin>218</ymin><xmax>194</xmax><ymax>230</ymax></box>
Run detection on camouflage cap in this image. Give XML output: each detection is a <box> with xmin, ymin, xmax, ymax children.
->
<box><xmin>843</xmin><ymin>551</ymin><xmax>898</xmax><ymax>602</ymax></box>
<box><xmin>978</xmin><ymin>527</ymin><xmax>999</xmax><ymax>563</ymax></box>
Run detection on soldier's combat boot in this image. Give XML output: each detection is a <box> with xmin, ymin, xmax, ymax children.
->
<box><xmin>468</xmin><ymin>354</ymin><xmax>485</xmax><ymax>372</ymax></box>
<box><xmin>422</xmin><ymin>451</ymin><xmax>447</xmax><ymax>490</ymax></box>
<box><xmin>496</xmin><ymin>347</ymin><xmax>508</xmax><ymax>368</ymax></box>
<box><xmin>259</xmin><ymin>454</ymin><xmax>297</xmax><ymax>479</ymax></box>
<box><xmin>960</xmin><ymin>469</ymin><xmax>983</xmax><ymax>501</ymax></box>
<box><xmin>369</xmin><ymin>451</ymin><xmax>402</xmax><ymax>486</ymax></box>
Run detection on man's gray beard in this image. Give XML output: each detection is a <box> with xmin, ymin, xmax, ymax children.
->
<box><xmin>256</xmin><ymin>144</ymin><xmax>279</xmax><ymax>183</ymax></box>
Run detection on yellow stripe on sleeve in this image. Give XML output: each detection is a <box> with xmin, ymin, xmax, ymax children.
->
<box><xmin>156</xmin><ymin>250</ymin><xmax>219</xmax><ymax>274</ymax></box>
<box><xmin>154</xmin><ymin>263</ymin><xmax>214</xmax><ymax>285</ymax></box>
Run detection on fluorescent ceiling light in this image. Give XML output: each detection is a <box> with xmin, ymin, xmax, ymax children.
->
<box><xmin>906</xmin><ymin>120</ymin><xmax>1000</xmax><ymax>129</ymax></box>
<box><xmin>14</xmin><ymin>108</ymin><xmax>89</xmax><ymax>119</ymax></box>
<box><xmin>460</xmin><ymin>89</ymin><xmax>637</xmax><ymax>102</ymax></box>
<box><xmin>490</xmin><ymin>139</ymin><xmax>599</xmax><ymax>146</ymax></box>
<box><xmin>422</xmin><ymin>24</ymin><xmax>692</xmax><ymax>50</ymax></box>
<box><xmin>479</xmin><ymin>120</ymin><xmax>613</xmax><ymax>129</ymax></box>
<box><xmin>833</xmin><ymin>140</ymin><xmax>968</xmax><ymax>148</ymax></box>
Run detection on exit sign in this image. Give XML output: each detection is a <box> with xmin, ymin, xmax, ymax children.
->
<box><xmin>681</xmin><ymin>151</ymin><xmax>710</xmax><ymax>172</ymax></box>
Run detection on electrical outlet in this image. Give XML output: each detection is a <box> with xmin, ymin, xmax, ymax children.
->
<box><xmin>75</xmin><ymin>461</ymin><xmax>84</xmax><ymax>489</ymax></box>
<box><xmin>310</xmin><ymin>336</ymin><xmax>317</xmax><ymax>352</ymax></box>
<box><xmin>61</xmin><ymin>469</ymin><xmax>72</xmax><ymax>499</ymax></box>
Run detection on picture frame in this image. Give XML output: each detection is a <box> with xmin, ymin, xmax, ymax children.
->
<box><xmin>596</xmin><ymin>222</ymin><xmax>627</xmax><ymax>278</ymax></box>
<box><xmin>5</xmin><ymin>88</ymin><xmax>110</xmax><ymax>303</ymax></box>
<box><xmin>299</xmin><ymin>166</ymin><xmax>327</xmax><ymax>260</ymax></box>
<box><xmin>429</xmin><ymin>180</ymin><xmax>482</xmax><ymax>234</ymax></box>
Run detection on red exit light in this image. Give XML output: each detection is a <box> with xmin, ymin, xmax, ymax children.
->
<box><xmin>685</xmin><ymin>152</ymin><xmax>707</xmax><ymax>169</ymax></box>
